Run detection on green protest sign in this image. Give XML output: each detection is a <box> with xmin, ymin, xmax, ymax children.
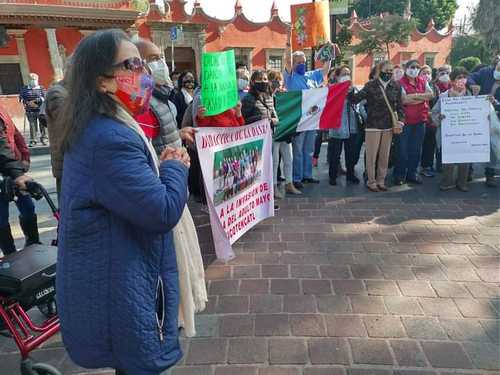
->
<box><xmin>201</xmin><ymin>50</ymin><xmax>239</xmax><ymax>116</ymax></box>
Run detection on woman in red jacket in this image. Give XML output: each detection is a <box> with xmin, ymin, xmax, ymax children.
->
<box><xmin>0</xmin><ymin>104</ymin><xmax>40</xmax><ymax>256</ymax></box>
<box><xmin>196</xmin><ymin>102</ymin><xmax>245</xmax><ymax>127</ymax></box>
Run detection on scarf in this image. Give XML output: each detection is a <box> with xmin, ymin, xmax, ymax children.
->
<box><xmin>181</xmin><ymin>88</ymin><xmax>193</xmax><ymax>105</ymax></box>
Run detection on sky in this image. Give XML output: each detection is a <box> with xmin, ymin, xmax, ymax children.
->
<box><xmin>160</xmin><ymin>0</ymin><xmax>479</xmax><ymax>26</ymax></box>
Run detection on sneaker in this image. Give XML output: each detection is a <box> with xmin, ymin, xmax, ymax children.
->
<box><xmin>346</xmin><ymin>174</ymin><xmax>360</xmax><ymax>184</ymax></box>
<box><xmin>329</xmin><ymin>179</ymin><xmax>337</xmax><ymax>186</ymax></box>
<box><xmin>456</xmin><ymin>185</ymin><xmax>469</xmax><ymax>192</ymax></box>
<box><xmin>274</xmin><ymin>204</ymin><xmax>280</xmax><ymax>211</ymax></box>
<box><xmin>440</xmin><ymin>184</ymin><xmax>455</xmax><ymax>191</ymax></box>
<box><xmin>394</xmin><ymin>177</ymin><xmax>406</xmax><ymax>186</ymax></box>
<box><xmin>377</xmin><ymin>184</ymin><xmax>388</xmax><ymax>191</ymax></box>
<box><xmin>302</xmin><ymin>178</ymin><xmax>320</xmax><ymax>184</ymax></box>
<box><xmin>293</xmin><ymin>181</ymin><xmax>304</xmax><ymax>189</ymax></box>
<box><xmin>421</xmin><ymin>167</ymin><xmax>435</xmax><ymax>177</ymax></box>
<box><xmin>285</xmin><ymin>183</ymin><xmax>302</xmax><ymax>195</ymax></box>
<box><xmin>274</xmin><ymin>185</ymin><xmax>284</xmax><ymax>200</ymax></box>
<box><xmin>486</xmin><ymin>176</ymin><xmax>497</xmax><ymax>188</ymax></box>
<box><xmin>366</xmin><ymin>184</ymin><xmax>379</xmax><ymax>192</ymax></box>
<box><xmin>407</xmin><ymin>176</ymin><xmax>423</xmax><ymax>185</ymax></box>
<box><xmin>312</xmin><ymin>157</ymin><xmax>318</xmax><ymax>167</ymax></box>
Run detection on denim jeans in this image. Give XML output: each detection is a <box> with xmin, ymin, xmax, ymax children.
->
<box><xmin>0</xmin><ymin>193</ymin><xmax>35</xmax><ymax>227</ymax></box>
<box><xmin>292</xmin><ymin>130</ymin><xmax>316</xmax><ymax>182</ymax></box>
<box><xmin>421</xmin><ymin>125</ymin><xmax>437</xmax><ymax>169</ymax></box>
<box><xmin>313</xmin><ymin>131</ymin><xmax>325</xmax><ymax>158</ymax></box>
<box><xmin>394</xmin><ymin>122</ymin><xmax>425</xmax><ymax>180</ymax></box>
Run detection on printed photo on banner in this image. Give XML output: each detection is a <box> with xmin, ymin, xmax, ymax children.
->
<box><xmin>195</xmin><ymin>120</ymin><xmax>274</xmax><ymax>261</ymax></box>
<box><xmin>213</xmin><ymin>139</ymin><xmax>264</xmax><ymax>206</ymax></box>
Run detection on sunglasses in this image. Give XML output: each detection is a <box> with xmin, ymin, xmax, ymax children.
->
<box><xmin>111</xmin><ymin>57</ymin><xmax>146</xmax><ymax>73</ymax></box>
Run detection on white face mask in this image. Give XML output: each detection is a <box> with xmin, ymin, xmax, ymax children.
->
<box><xmin>438</xmin><ymin>74</ymin><xmax>450</xmax><ymax>83</ymax></box>
<box><xmin>238</xmin><ymin>78</ymin><xmax>249</xmax><ymax>90</ymax></box>
<box><xmin>406</xmin><ymin>68</ymin><xmax>420</xmax><ymax>78</ymax></box>
<box><xmin>148</xmin><ymin>59</ymin><xmax>172</xmax><ymax>87</ymax></box>
<box><xmin>338</xmin><ymin>75</ymin><xmax>351</xmax><ymax>83</ymax></box>
<box><xmin>29</xmin><ymin>79</ymin><xmax>38</xmax><ymax>87</ymax></box>
<box><xmin>494</xmin><ymin>70</ymin><xmax>500</xmax><ymax>81</ymax></box>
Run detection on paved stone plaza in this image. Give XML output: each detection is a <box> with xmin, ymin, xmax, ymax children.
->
<box><xmin>1</xmin><ymin>153</ymin><xmax>499</xmax><ymax>375</ymax></box>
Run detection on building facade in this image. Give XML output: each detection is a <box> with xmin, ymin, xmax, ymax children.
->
<box><xmin>0</xmin><ymin>0</ymin><xmax>452</xmax><ymax>126</ymax></box>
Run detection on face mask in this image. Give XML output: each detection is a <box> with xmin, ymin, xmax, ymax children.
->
<box><xmin>380</xmin><ymin>72</ymin><xmax>392</xmax><ymax>82</ymax></box>
<box><xmin>295</xmin><ymin>63</ymin><xmax>306</xmax><ymax>76</ymax></box>
<box><xmin>421</xmin><ymin>73</ymin><xmax>432</xmax><ymax>82</ymax></box>
<box><xmin>253</xmin><ymin>81</ymin><xmax>269</xmax><ymax>93</ymax></box>
<box><xmin>148</xmin><ymin>59</ymin><xmax>171</xmax><ymax>87</ymax></box>
<box><xmin>393</xmin><ymin>69</ymin><xmax>404</xmax><ymax>81</ymax></box>
<box><xmin>238</xmin><ymin>78</ymin><xmax>248</xmax><ymax>90</ymax></box>
<box><xmin>438</xmin><ymin>74</ymin><xmax>450</xmax><ymax>83</ymax></box>
<box><xmin>113</xmin><ymin>70</ymin><xmax>154</xmax><ymax>116</ymax></box>
<box><xmin>338</xmin><ymin>75</ymin><xmax>351</xmax><ymax>83</ymax></box>
<box><xmin>29</xmin><ymin>79</ymin><xmax>38</xmax><ymax>87</ymax></box>
<box><xmin>453</xmin><ymin>78</ymin><xmax>467</xmax><ymax>92</ymax></box>
<box><xmin>494</xmin><ymin>70</ymin><xmax>500</xmax><ymax>81</ymax></box>
<box><xmin>406</xmin><ymin>68</ymin><xmax>420</xmax><ymax>78</ymax></box>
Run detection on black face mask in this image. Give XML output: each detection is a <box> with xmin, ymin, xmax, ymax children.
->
<box><xmin>380</xmin><ymin>72</ymin><xmax>392</xmax><ymax>82</ymax></box>
<box><xmin>253</xmin><ymin>82</ymin><xmax>269</xmax><ymax>93</ymax></box>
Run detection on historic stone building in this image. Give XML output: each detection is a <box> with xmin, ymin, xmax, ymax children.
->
<box><xmin>0</xmin><ymin>0</ymin><xmax>452</xmax><ymax>126</ymax></box>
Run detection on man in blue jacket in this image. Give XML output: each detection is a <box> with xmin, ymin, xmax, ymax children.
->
<box><xmin>468</xmin><ymin>54</ymin><xmax>500</xmax><ymax>187</ymax></box>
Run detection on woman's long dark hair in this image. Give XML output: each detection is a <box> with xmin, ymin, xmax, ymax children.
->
<box><xmin>60</xmin><ymin>29</ymin><xmax>130</xmax><ymax>152</ymax></box>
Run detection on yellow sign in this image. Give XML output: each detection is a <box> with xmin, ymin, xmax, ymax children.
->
<box><xmin>329</xmin><ymin>0</ymin><xmax>348</xmax><ymax>15</ymax></box>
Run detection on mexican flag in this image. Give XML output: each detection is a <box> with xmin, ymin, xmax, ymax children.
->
<box><xmin>274</xmin><ymin>81</ymin><xmax>350</xmax><ymax>142</ymax></box>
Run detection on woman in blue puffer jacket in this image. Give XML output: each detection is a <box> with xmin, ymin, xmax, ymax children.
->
<box><xmin>56</xmin><ymin>29</ymin><xmax>190</xmax><ymax>375</ymax></box>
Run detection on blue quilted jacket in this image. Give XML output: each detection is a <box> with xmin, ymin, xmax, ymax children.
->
<box><xmin>56</xmin><ymin>116</ymin><xmax>188</xmax><ymax>375</ymax></box>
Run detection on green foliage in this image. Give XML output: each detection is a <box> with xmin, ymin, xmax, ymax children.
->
<box><xmin>131</xmin><ymin>0</ymin><xmax>149</xmax><ymax>13</ymax></box>
<box><xmin>457</xmin><ymin>56</ymin><xmax>482</xmax><ymax>72</ymax></box>
<box><xmin>450</xmin><ymin>35</ymin><xmax>492</xmax><ymax>66</ymax></box>
<box><xmin>351</xmin><ymin>0</ymin><xmax>457</xmax><ymax>32</ymax></box>
<box><xmin>334</xmin><ymin>24</ymin><xmax>353</xmax><ymax>65</ymax></box>
<box><xmin>352</xmin><ymin>14</ymin><xmax>416</xmax><ymax>60</ymax></box>
<box><xmin>472</xmin><ymin>0</ymin><xmax>500</xmax><ymax>52</ymax></box>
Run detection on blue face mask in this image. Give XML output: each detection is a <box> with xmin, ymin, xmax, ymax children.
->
<box><xmin>295</xmin><ymin>63</ymin><xmax>306</xmax><ymax>76</ymax></box>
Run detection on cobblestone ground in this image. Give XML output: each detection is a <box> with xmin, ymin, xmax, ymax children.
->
<box><xmin>1</xmin><ymin>153</ymin><xmax>499</xmax><ymax>375</ymax></box>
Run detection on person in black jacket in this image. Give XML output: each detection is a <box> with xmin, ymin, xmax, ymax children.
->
<box><xmin>0</xmin><ymin>106</ymin><xmax>34</xmax><ymax>256</ymax></box>
<box><xmin>170</xmin><ymin>71</ymin><xmax>197</xmax><ymax>128</ymax></box>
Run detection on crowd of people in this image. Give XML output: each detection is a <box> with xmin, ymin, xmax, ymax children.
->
<box><xmin>0</xmin><ymin>27</ymin><xmax>498</xmax><ymax>375</ymax></box>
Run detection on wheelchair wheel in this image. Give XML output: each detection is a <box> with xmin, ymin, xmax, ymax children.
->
<box><xmin>31</xmin><ymin>363</ymin><xmax>62</xmax><ymax>375</ymax></box>
<box><xmin>21</xmin><ymin>359</ymin><xmax>62</xmax><ymax>375</ymax></box>
<box><xmin>36</xmin><ymin>297</ymin><xmax>57</xmax><ymax>319</ymax></box>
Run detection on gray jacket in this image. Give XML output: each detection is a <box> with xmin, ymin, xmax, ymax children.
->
<box><xmin>149</xmin><ymin>89</ymin><xmax>182</xmax><ymax>155</ymax></box>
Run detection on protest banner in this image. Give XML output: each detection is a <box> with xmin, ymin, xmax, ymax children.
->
<box><xmin>441</xmin><ymin>95</ymin><xmax>491</xmax><ymax>164</ymax></box>
<box><xmin>195</xmin><ymin>120</ymin><xmax>274</xmax><ymax>261</ymax></box>
<box><xmin>201</xmin><ymin>50</ymin><xmax>239</xmax><ymax>116</ymax></box>
<box><xmin>291</xmin><ymin>0</ymin><xmax>330</xmax><ymax>50</ymax></box>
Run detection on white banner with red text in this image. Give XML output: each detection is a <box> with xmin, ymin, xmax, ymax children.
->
<box><xmin>195</xmin><ymin>119</ymin><xmax>274</xmax><ymax>261</ymax></box>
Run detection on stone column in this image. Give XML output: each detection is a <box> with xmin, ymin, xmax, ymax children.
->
<box><xmin>45</xmin><ymin>28</ymin><xmax>64</xmax><ymax>81</ymax></box>
<box><xmin>193</xmin><ymin>30</ymin><xmax>206</xmax><ymax>80</ymax></box>
<box><xmin>12</xmin><ymin>31</ymin><xmax>29</xmax><ymax>84</ymax></box>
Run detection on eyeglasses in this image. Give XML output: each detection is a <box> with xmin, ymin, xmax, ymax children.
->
<box><xmin>111</xmin><ymin>57</ymin><xmax>146</xmax><ymax>73</ymax></box>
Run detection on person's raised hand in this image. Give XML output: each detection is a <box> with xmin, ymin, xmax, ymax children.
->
<box><xmin>179</xmin><ymin>127</ymin><xmax>197</xmax><ymax>144</ymax></box>
<box><xmin>197</xmin><ymin>105</ymin><xmax>207</xmax><ymax>119</ymax></box>
<box><xmin>235</xmin><ymin>102</ymin><xmax>242</xmax><ymax>117</ymax></box>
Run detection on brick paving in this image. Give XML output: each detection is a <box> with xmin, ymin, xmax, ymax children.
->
<box><xmin>1</xmin><ymin>155</ymin><xmax>499</xmax><ymax>374</ymax></box>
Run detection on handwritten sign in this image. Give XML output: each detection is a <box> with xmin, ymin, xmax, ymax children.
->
<box><xmin>201</xmin><ymin>50</ymin><xmax>238</xmax><ymax>116</ymax></box>
<box><xmin>441</xmin><ymin>95</ymin><xmax>491</xmax><ymax>164</ymax></box>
